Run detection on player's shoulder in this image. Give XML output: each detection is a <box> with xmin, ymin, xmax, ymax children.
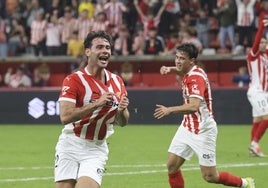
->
<box><xmin>63</xmin><ymin>70</ymin><xmax>85</xmax><ymax>83</ymax></box>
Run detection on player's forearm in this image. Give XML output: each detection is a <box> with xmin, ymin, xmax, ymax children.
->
<box><xmin>252</xmin><ymin>21</ymin><xmax>264</xmax><ymax>53</ymax></box>
<box><xmin>169</xmin><ymin>103</ymin><xmax>199</xmax><ymax>115</ymax></box>
<box><xmin>60</xmin><ymin>103</ymin><xmax>98</xmax><ymax>125</ymax></box>
<box><xmin>115</xmin><ymin>108</ymin><xmax>129</xmax><ymax>127</ymax></box>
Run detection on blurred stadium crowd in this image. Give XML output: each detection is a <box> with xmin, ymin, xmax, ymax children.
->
<box><xmin>1</xmin><ymin>0</ymin><xmax>268</xmax><ymax>58</ymax></box>
<box><xmin>0</xmin><ymin>0</ymin><xmax>265</xmax><ymax>88</ymax></box>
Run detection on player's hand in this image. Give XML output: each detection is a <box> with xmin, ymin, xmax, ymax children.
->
<box><xmin>154</xmin><ymin>104</ymin><xmax>170</xmax><ymax>119</ymax></box>
<box><xmin>263</xmin><ymin>19</ymin><xmax>268</xmax><ymax>27</ymax></box>
<box><xmin>160</xmin><ymin>66</ymin><xmax>170</xmax><ymax>75</ymax></box>
<box><xmin>95</xmin><ymin>92</ymin><xmax>114</xmax><ymax>107</ymax></box>
<box><xmin>118</xmin><ymin>94</ymin><xmax>129</xmax><ymax>112</ymax></box>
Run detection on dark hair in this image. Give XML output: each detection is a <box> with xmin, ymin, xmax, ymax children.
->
<box><xmin>84</xmin><ymin>30</ymin><xmax>114</xmax><ymax>49</ymax></box>
<box><xmin>176</xmin><ymin>43</ymin><xmax>198</xmax><ymax>59</ymax></box>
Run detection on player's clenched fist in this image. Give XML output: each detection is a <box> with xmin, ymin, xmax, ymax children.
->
<box><xmin>160</xmin><ymin>66</ymin><xmax>171</xmax><ymax>75</ymax></box>
<box><xmin>118</xmin><ymin>94</ymin><xmax>129</xmax><ymax>112</ymax></box>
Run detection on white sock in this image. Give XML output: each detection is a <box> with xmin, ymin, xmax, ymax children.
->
<box><xmin>251</xmin><ymin>141</ymin><xmax>258</xmax><ymax>146</ymax></box>
<box><xmin>241</xmin><ymin>178</ymin><xmax>248</xmax><ymax>188</ymax></box>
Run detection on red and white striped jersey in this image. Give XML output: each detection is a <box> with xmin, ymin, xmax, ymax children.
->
<box><xmin>247</xmin><ymin>50</ymin><xmax>268</xmax><ymax>91</ymax></box>
<box><xmin>104</xmin><ymin>2</ymin><xmax>127</xmax><ymax>27</ymax></box>
<box><xmin>30</xmin><ymin>20</ymin><xmax>46</xmax><ymax>45</ymax></box>
<box><xmin>58</xmin><ymin>67</ymin><xmax>127</xmax><ymax>141</ymax></box>
<box><xmin>91</xmin><ymin>20</ymin><xmax>110</xmax><ymax>32</ymax></box>
<box><xmin>247</xmin><ymin>19</ymin><xmax>268</xmax><ymax>92</ymax></box>
<box><xmin>58</xmin><ymin>17</ymin><xmax>78</xmax><ymax>43</ymax></box>
<box><xmin>77</xmin><ymin>18</ymin><xmax>93</xmax><ymax>41</ymax></box>
<box><xmin>181</xmin><ymin>65</ymin><xmax>215</xmax><ymax>134</ymax></box>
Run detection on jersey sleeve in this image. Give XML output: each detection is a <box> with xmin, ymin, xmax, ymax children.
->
<box><xmin>186</xmin><ymin>75</ymin><xmax>206</xmax><ymax>100</ymax></box>
<box><xmin>58</xmin><ymin>74</ymin><xmax>80</xmax><ymax>104</ymax></box>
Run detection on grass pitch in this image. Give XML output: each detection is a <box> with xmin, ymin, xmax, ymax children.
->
<box><xmin>0</xmin><ymin>124</ymin><xmax>267</xmax><ymax>188</ymax></box>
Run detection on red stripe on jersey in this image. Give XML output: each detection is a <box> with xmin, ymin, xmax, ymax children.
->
<box><xmin>247</xmin><ymin>51</ymin><xmax>268</xmax><ymax>91</ymax></box>
<box><xmin>98</xmin><ymin>110</ymin><xmax>117</xmax><ymax>140</ymax></box>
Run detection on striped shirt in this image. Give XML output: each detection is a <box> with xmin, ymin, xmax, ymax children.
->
<box><xmin>247</xmin><ymin>19</ymin><xmax>268</xmax><ymax>91</ymax></box>
<box><xmin>104</xmin><ymin>2</ymin><xmax>127</xmax><ymax>27</ymax></box>
<box><xmin>58</xmin><ymin>17</ymin><xmax>78</xmax><ymax>44</ymax></box>
<box><xmin>0</xmin><ymin>19</ymin><xmax>6</xmax><ymax>43</ymax></box>
<box><xmin>77</xmin><ymin>18</ymin><xmax>93</xmax><ymax>41</ymax></box>
<box><xmin>247</xmin><ymin>50</ymin><xmax>268</xmax><ymax>91</ymax></box>
<box><xmin>30</xmin><ymin>20</ymin><xmax>46</xmax><ymax>45</ymax></box>
<box><xmin>91</xmin><ymin>20</ymin><xmax>110</xmax><ymax>32</ymax></box>
<box><xmin>181</xmin><ymin>65</ymin><xmax>215</xmax><ymax>134</ymax></box>
<box><xmin>58</xmin><ymin>67</ymin><xmax>127</xmax><ymax>141</ymax></box>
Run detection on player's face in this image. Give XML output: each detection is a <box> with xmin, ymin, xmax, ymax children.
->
<box><xmin>86</xmin><ymin>37</ymin><xmax>111</xmax><ymax>68</ymax></box>
<box><xmin>175</xmin><ymin>50</ymin><xmax>195</xmax><ymax>74</ymax></box>
<box><xmin>259</xmin><ymin>38</ymin><xmax>267</xmax><ymax>52</ymax></box>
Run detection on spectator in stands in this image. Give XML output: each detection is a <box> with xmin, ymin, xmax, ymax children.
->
<box><xmin>0</xmin><ymin>73</ymin><xmax>2</xmax><ymax>86</ymax></box>
<box><xmin>45</xmin><ymin>12</ymin><xmax>62</xmax><ymax>56</ymax></box>
<box><xmin>36</xmin><ymin>62</ymin><xmax>50</xmax><ymax>86</ymax></box>
<box><xmin>144</xmin><ymin>26</ymin><xmax>165</xmax><ymax>55</ymax></box>
<box><xmin>104</xmin><ymin>0</ymin><xmax>128</xmax><ymax>37</ymax></box>
<box><xmin>78</xmin><ymin>0</ymin><xmax>95</xmax><ymax>19</ymax></box>
<box><xmin>32</xmin><ymin>66</ymin><xmax>46</xmax><ymax>87</ymax></box>
<box><xmin>234</xmin><ymin>0</ymin><xmax>256</xmax><ymax>55</ymax></box>
<box><xmin>30</xmin><ymin>11</ymin><xmax>47</xmax><ymax>56</ymax></box>
<box><xmin>195</xmin><ymin>9</ymin><xmax>210</xmax><ymax>49</ymax></box>
<box><xmin>158</xmin><ymin>0</ymin><xmax>180</xmax><ymax>37</ymax></box>
<box><xmin>213</xmin><ymin>0</ymin><xmax>236</xmax><ymax>53</ymax></box>
<box><xmin>256</xmin><ymin>0</ymin><xmax>268</xmax><ymax>25</ymax></box>
<box><xmin>77</xmin><ymin>9</ymin><xmax>93</xmax><ymax>41</ymax></box>
<box><xmin>70</xmin><ymin>54</ymin><xmax>87</xmax><ymax>73</ymax></box>
<box><xmin>94</xmin><ymin>0</ymin><xmax>105</xmax><ymax>16</ymax></box>
<box><xmin>200</xmin><ymin>0</ymin><xmax>215</xmax><ymax>16</ymax></box>
<box><xmin>0</xmin><ymin>16</ymin><xmax>7</xmax><ymax>58</ymax></box>
<box><xmin>134</xmin><ymin>0</ymin><xmax>168</xmax><ymax>38</ymax></box>
<box><xmin>58</xmin><ymin>6</ymin><xmax>78</xmax><ymax>55</ymax></box>
<box><xmin>114</xmin><ymin>25</ymin><xmax>133</xmax><ymax>55</ymax></box>
<box><xmin>44</xmin><ymin>0</ymin><xmax>64</xmax><ymax>18</ymax></box>
<box><xmin>132</xmin><ymin>24</ymin><xmax>146</xmax><ymax>55</ymax></box>
<box><xmin>91</xmin><ymin>11</ymin><xmax>110</xmax><ymax>32</ymax></box>
<box><xmin>67</xmin><ymin>31</ymin><xmax>84</xmax><ymax>57</ymax></box>
<box><xmin>180</xmin><ymin>26</ymin><xmax>203</xmax><ymax>53</ymax></box>
<box><xmin>232</xmin><ymin>66</ymin><xmax>250</xmax><ymax>87</ymax></box>
<box><xmin>7</xmin><ymin>18</ymin><xmax>27</xmax><ymax>56</ymax></box>
<box><xmin>25</xmin><ymin>0</ymin><xmax>45</xmax><ymax>35</ymax></box>
<box><xmin>120</xmin><ymin>61</ymin><xmax>133</xmax><ymax>86</ymax></box>
<box><xmin>162</xmin><ymin>32</ymin><xmax>179</xmax><ymax>55</ymax></box>
<box><xmin>256</xmin><ymin>0</ymin><xmax>268</xmax><ymax>43</ymax></box>
<box><xmin>4</xmin><ymin>65</ymin><xmax>32</xmax><ymax>88</ymax></box>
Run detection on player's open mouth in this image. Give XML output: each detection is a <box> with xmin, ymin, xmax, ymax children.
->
<box><xmin>99</xmin><ymin>56</ymin><xmax>109</xmax><ymax>61</ymax></box>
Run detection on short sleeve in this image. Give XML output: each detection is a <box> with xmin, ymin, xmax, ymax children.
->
<box><xmin>58</xmin><ymin>74</ymin><xmax>79</xmax><ymax>104</ymax></box>
<box><xmin>186</xmin><ymin>75</ymin><xmax>206</xmax><ymax>99</ymax></box>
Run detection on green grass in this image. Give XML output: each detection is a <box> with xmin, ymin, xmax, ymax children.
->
<box><xmin>0</xmin><ymin>125</ymin><xmax>267</xmax><ymax>188</ymax></box>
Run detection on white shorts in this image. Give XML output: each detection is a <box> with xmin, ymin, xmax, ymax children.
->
<box><xmin>54</xmin><ymin>133</ymin><xmax>109</xmax><ymax>186</ymax></box>
<box><xmin>247</xmin><ymin>88</ymin><xmax>268</xmax><ymax>117</ymax></box>
<box><xmin>168</xmin><ymin>123</ymin><xmax>218</xmax><ymax>167</ymax></box>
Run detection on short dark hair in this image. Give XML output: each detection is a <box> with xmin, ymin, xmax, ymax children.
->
<box><xmin>84</xmin><ymin>30</ymin><xmax>113</xmax><ymax>49</ymax></box>
<box><xmin>176</xmin><ymin>43</ymin><xmax>198</xmax><ymax>59</ymax></box>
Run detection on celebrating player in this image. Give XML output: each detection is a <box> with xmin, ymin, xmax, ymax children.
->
<box><xmin>247</xmin><ymin>19</ymin><xmax>268</xmax><ymax>157</ymax></box>
<box><xmin>154</xmin><ymin>43</ymin><xmax>255</xmax><ymax>188</ymax></box>
<box><xmin>54</xmin><ymin>30</ymin><xmax>130</xmax><ymax>188</ymax></box>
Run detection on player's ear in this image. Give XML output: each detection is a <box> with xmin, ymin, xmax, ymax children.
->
<box><xmin>85</xmin><ymin>48</ymin><xmax>91</xmax><ymax>57</ymax></box>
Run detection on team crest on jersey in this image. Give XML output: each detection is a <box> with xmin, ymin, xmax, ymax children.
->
<box><xmin>62</xmin><ymin>86</ymin><xmax>70</xmax><ymax>95</ymax></box>
<box><xmin>115</xmin><ymin>92</ymin><xmax>121</xmax><ymax>98</ymax></box>
<box><xmin>192</xmin><ymin>84</ymin><xmax>200</xmax><ymax>94</ymax></box>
